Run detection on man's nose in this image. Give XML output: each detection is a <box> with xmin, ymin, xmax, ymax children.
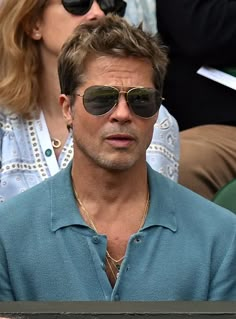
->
<box><xmin>109</xmin><ymin>94</ymin><xmax>133</xmax><ymax>123</ymax></box>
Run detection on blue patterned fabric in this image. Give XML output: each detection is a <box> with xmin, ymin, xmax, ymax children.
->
<box><xmin>124</xmin><ymin>0</ymin><xmax>157</xmax><ymax>34</ymax></box>
<box><xmin>146</xmin><ymin>105</ymin><xmax>179</xmax><ymax>180</ymax></box>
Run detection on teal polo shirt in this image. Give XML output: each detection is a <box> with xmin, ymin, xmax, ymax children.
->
<box><xmin>1</xmin><ymin>163</ymin><xmax>236</xmax><ymax>301</ymax></box>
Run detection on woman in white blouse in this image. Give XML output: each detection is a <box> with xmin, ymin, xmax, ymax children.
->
<box><xmin>0</xmin><ymin>0</ymin><xmax>179</xmax><ymax>202</ymax></box>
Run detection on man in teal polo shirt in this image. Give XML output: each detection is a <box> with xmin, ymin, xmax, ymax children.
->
<box><xmin>1</xmin><ymin>14</ymin><xmax>236</xmax><ymax>301</ymax></box>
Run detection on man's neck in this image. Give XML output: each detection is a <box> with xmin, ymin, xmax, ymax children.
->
<box><xmin>71</xmin><ymin>159</ymin><xmax>149</xmax><ymax>221</ymax></box>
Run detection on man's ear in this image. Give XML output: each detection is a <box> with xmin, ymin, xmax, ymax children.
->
<box><xmin>59</xmin><ymin>94</ymin><xmax>73</xmax><ymax>129</ymax></box>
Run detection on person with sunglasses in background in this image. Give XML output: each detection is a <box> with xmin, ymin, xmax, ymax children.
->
<box><xmin>0</xmin><ymin>0</ymin><xmax>179</xmax><ymax>203</ymax></box>
<box><xmin>0</xmin><ymin>15</ymin><xmax>236</xmax><ymax>301</ymax></box>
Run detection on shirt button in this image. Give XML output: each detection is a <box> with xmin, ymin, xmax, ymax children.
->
<box><xmin>134</xmin><ymin>236</ymin><xmax>142</xmax><ymax>243</ymax></box>
<box><xmin>45</xmin><ymin>149</ymin><xmax>52</xmax><ymax>157</ymax></box>
<box><xmin>114</xmin><ymin>294</ymin><xmax>120</xmax><ymax>301</ymax></box>
<box><xmin>126</xmin><ymin>265</ymin><xmax>130</xmax><ymax>272</ymax></box>
<box><xmin>92</xmin><ymin>236</ymin><xmax>100</xmax><ymax>244</ymax></box>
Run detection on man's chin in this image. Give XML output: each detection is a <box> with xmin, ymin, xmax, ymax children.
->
<box><xmin>98</xmin><ymin>158</ymin><xmax>137</xmax><ymax>172</ymax></box>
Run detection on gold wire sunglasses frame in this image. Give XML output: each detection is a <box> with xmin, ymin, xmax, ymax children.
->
<box><xmin>76</xmin><ymin>85</ymin><xmax>163</xmax><ymax>118</ymax></box>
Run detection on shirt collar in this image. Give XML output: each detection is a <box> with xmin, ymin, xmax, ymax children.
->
<box><xmin>51</xmin><ymin>162</ymin><xmax>87</xmax><ymax>232</ymax></box>
<box><xmin>51</xmin><ymin>162</ymin><xmax>177</xmax><ymax>233</ymax></box>
<box><xmin>143</xmin><ymin>164</ymin><xmax>177</xmax><ymax>232</ymax></box>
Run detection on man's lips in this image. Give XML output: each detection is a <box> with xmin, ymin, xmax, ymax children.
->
<box><xmin>105</xmin><ymin>134</ymin><xmax>135</xmax><ymax>147</ymax></box>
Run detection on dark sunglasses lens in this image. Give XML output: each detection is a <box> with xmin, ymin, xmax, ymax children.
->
<box><xmin>97</xmin><ymin>0</ymin><xmax>127</xmax><ymax>17</ymax></box>
<box><xmin>83</xmin><ymin>86</ymin><xmax>118</xmax><ymax>115</ymax></box>
<box><xmin>62</xmin><ymin>0</ymin><xmax>93</xmax><ymax>15</ymax></box>
<box><xmin>127</xmin><ymin>88</ymin><xmax>161</xmax><ymax>118</ymax></box>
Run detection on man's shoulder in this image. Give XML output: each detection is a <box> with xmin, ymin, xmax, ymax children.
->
<box><xmin>150</xmin><ymin>166</ymin><xmax>236</xmax><ymax>229</ymax></box>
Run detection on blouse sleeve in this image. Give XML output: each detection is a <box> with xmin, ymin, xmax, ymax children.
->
<box><xmin>146</xmin><ymin>105</ymin><xmax>180</xmax><ymax>182</ymax></box>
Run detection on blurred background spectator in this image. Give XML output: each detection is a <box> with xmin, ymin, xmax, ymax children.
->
<box><xmin>0</xmin><ymin>0</ymin><xmax>179</xmax><ymax>203</ymax></box>
<box><xmin>156</xmin><ymin>0</ymin><xmax>236</xmax><ymax>199</ymax></box>
<box><xmin>0</xmin><ymin>0</ymin><xmax>124</xmax><ymax>202</ymax></box>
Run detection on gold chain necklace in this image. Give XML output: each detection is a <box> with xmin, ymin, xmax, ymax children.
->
<box><xmin>72</xmin><ymin>178</ymin><xmax>150</xmax><ymax>280</ymax></box>
<box><xmin>106</xmin><ymin>190</ymin><xmax>149</xmax><ymax>266</ymax></box>
<box><xmin>106</xmin><ymin>256</ymin><xmax>117</xmax><ymax>281</ymax></box>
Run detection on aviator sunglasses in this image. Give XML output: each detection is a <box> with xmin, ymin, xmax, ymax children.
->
<box><xmin>62</xmin><ymin>0</ymin><xmax>126</xmax><ymax>16</ymax></box>
<box><xmin>76</xmin><ymin>85</ymin><xmax>162</xmax><ymax>118</ymax></box>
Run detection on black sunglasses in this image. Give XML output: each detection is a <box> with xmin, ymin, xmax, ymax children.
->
<box><xmin>62</xmin><ymin>0</ymin><xmax>126</xmax><ymax>16</ymax></box>
<box><xmin>76</xmin><ymin>85</ymin><xmax>162</xmax><ymax>118</ymax></box>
